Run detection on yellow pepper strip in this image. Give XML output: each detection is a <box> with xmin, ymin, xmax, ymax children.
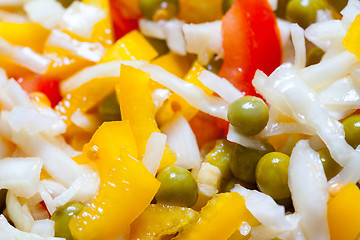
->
<box><xmin>178</xmin><ymin>0</ymin><xmax>223</xmax><ymax>23</ymax></box>
<box><xmin>56</xmin><ymin>75</ymin><xmax>119</xmax><ymax>125</ymax></box>
<box><xmin>0</xmin><ymin>22</ymin><xmax>50</xmax><ymax>53</ymax></box>
<box><xmin>151</xmin><ymin>52</ymin><xmax>194</xmax><ymax>78</ymax></box>
<box><xmin>56</xmin><ymin>30</ymin><xmax>158</xmax><ymax>125</ymax></box>
<box><xmin>327</xmin><ymin>182</ymin><xmax>360</xmax><ymax>240</ymax></box>
<box><xmin>116</xmin><ymin>65</ymin><xmax>176</xmax><ymax>169</ymax></box>
<box><xmin>343</xmin><ymin>14</ymin><xmax>360</xmax><ymax>59</ymax></box>
<box><xmin>156</xmin><ymin>62</ymin><xmax>212</xmax><ymax>126</ymax></box>
<box><xmin>69</xmin><ymin>121</ymin><xmax>160</xmax><ymax>240</ymax></box>
<box><xmin>101</xmin><ymin>30</ymin><xmax>158</xmax><ymax>63</ymax></box>
<box><xmin>175</xmin><ymin>192</ymin><xmax>257</xmax><ymax>240</ymax></box>
<box><xmin>82</xmin><ymin>0</ymin><xmax>114</xmax><ymax>47</ymax></box>
<box><xmin>44</xmin><ymin>51</ymin><xmax>94</xmax><ymax>79</ymax></box>
<box><xmin>129</xmin><ymin>204</ymin><xmax>199</xmax><ymax>240</ymax></box>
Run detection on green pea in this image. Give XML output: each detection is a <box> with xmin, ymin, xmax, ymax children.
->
<box><xmin>155</xmin><ymin>166</ymin><xmax>198</xmax><ymax>207</ymax></box>
<box><xmin>306</xmin><ymin>47</ymin><xmax>325</xmax><ymax>66</ymax></box>
<box><xmin>343</xmin><ymin>114</ymin><xmax>360</xmax><ymax>149</ymax></box>
<box><xmin>222</xmin><ymin>177</ymin><xmax>238</xmax><ymax>192</ymax></box>
<box><xmin>316</xmin><ymin>148</ymin><xmax>342</xmax><ymax>180</ymax></box>
<box><xmin>205</xmin><ymin>58</ymin><xmax>224</xmax><ymax>74</ymax></box>
<box><xmin>139</xmin><ymin>0</ymin><xmax>179</xmax><ymax>20</ymax></box>
<box><xmin>228</xmin><ymin>96</ymin><xmax>269</xmax><ymax>136</ymax></box>
<box><xmin>230</xmin><ymin>142</ymin><xmax>275</xmax><ymax>183</ymax></box>
<box><xmin>205</xmin><ymin>139</ymin><xmax>235</xmax><ymax>180</ymax></box>
<box><xmin>98</xmin><ymin>92</ymin><xmax>121</xmax><ymax>122</ymax></box>
<box><xmin>51</xmin><ymin>202</ymin><xmax>85</xmax><ymax>240</ymax></box>
<box><xmin>325</xmin><ymin>0</ymin><xmax>348</xmax><ymax>14</ymax></box>
<box><xmin>58</xmin><ymin>0</ymin><xmax>75</xmax><ymax>8</ymax></box>
<box><xmin>222</xmin><ymin>0</ymin><xmax>236</xmax><ymax>14</ymax></box>
<box><xmin>286</xmin><ymin>0</ymin><xmax>326</xmax><ymax>29</ymax></box>
<box><xmin>255</xmin><ymin>152</ymin><xmax>291</xmax><ymax>200</ymax></box>
<box><xmin>275</xmin><ymin>0</ymin><xmax>291</xmax><ymax>18</ymax></box>
<box><xmin>145</xmin><ymin>37</ymin><xmax>169</xmax><ymax>56</ymax></box>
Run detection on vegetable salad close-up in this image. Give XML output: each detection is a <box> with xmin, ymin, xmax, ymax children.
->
<box><xmin>0</xmin><ymin>0</ymin><xmax>359</xmax><ymax>239</ymax></box>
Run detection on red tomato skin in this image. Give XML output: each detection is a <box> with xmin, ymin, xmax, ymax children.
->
<box><xmin>109</xmin><ymin>0</ymin><xmax>140</xmax><ymax>40</ymax></box>
<box><xmin>219</xmin><ymin>0</ymin><xmax>282</xmax><ymax>96</ymax></box>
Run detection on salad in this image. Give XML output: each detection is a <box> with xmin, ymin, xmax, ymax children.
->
<box><xmin>0</xmin><ymin>0</ymin><xmax>359</xmax><ymax>239</ymax></box>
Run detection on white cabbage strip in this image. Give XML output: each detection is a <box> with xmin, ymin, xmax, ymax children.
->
<box><xmin>139</xmin><ymin>19</ymin><xmax>186</xmax><ymax>55</ymax></box>
<box><xmin>0</xmin><ymin>112</ymin><xmax>85</xmax><ymax>187</ymax></box>
<box><xmin>289</xmin><ymin>140</ymin><xmax>329</xmax><ymax>240</ymax></box>
<box><xmin>60</xmin><ymin>1</ymin><xmax>106</xmax><ymax>39</ymax></box>
<box><xmin>6</xmin><ymin>191</ymin><xmax>34</xmax><ymax>232</ymax></box>
<box><xmin>197</xmin><ymin>70</ymin><xmax>244</xmax><ymax>103</ymax></box>
<box><xmin>227</xmin><ymin>125</ymin><xmax>268</xmax><ymax>151</ymax></box>
<box><xmin>0</xmin><ymin>157</ymin><xmax>42</xmax><ymax>198</ymax></box>
<box><xmin>46</xmin><ymin>29</ymin><xmax>105</xmax><ymax>62</ymax></box>
<box><xmin>24</xmin><ymin>0</ymin><xmax>64</xmax><ymax>29</ymax></box>
<box><xmin>142</xmin><ymin>132</ymin><xmax>167</xmax><ymax>176</ymax></box>
<box><xmin>161</xmin><ymin>114</ymin><xmax>201</xmax><ymax>169</ymax></box>
<box><xmin>0</xmin><ymin>37</ymin><xmax>51</xmax><ymax>75</ymax></box>
<box><xmin>182</xmin><ymin>21</ymin><xmax>223</xmax><ymax>65</ymax></box>
<box><xmin>31</xmin><ymin>220</ymin><xmax>55</xmax><ymax>238</ymax></box>
<box><xmin>0</xmin><ymin>215</ymin><xmax>64</xmax><ymax>240</ymax></box>
<box><xmin>231</xmin><ymin>185</ymin><xmax>301</xmax><ymax>239</ymax></box>
<box><xmin>253</xmin><ymin>63</ymin><xmax>356</xmax><ymax>167</ymax></box>
<box><xmin>290</xmin><ymin>23</ymin><xmax>306</xmax><ymax>70</ymax></box>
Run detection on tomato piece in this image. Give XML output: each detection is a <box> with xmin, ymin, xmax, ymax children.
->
<box><xmin>109</xmin><ymin>0</ymin><xmax>141</xmax><ymax>39</ymax></box>
<box><xmin>18</xmin><ymin>76</ymin><xmax>62</xmax><ymax>107</ymax></box>
<box><xmin>219</xmin><ymin>0</ymin><xmax>282</xmax><ymax>96</ymax></box>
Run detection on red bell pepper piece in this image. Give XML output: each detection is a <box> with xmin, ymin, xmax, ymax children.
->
<box><xmin>18</xmin><ymin>76</ymin><xmax>62</xmax><ymax>107</ymax></box>
<box><xmin>109</xmin><ymin>0</ymin><xmax>141</xmax><ymax>40</ymax></box>
<box><xmin>219</xmin><ymin>0</ymin><xmax>282</xmax><ymax>96</ymax></box>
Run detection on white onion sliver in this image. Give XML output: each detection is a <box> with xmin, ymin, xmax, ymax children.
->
<box><xmin>0</xmin><ymin>9</ymin><xmax>29</xmax><ymax>23</ymax></box>
<box><xmin>0</xmin><ymin>78</ymin><xmax>33</xmax><ymax>111</ymax></box>
<box><xmin>198</xmin><ymin>70</ymin><xmax>244</xmax><ymax>103</ymax></box>
<box><xmin>227</xmin><ymin>125</ymin><xmax>268</xmax><ymax>151</ymax></box>
<box><xmin>0</xmin><ymin>0</ymin><xmax>28</xmax><ymax>7</ymax></box>
<box><xmin>60</xmin><ymin>61</ymin><xmax>122</xmax><ymax>94</ymax></box>
<box><xmin>161</xmin><ymin>114</ymin><xmax>201</xmax><ymax>169</ymax></box>
<box><xmin>231</xmin><ymin>185</ymin><xmax>301</xmax><ymax>233</ymax></box>
<box><xmin>341</xmin><ymin>0</ymin><xmax>360</xmax><ymax>28</ymax></box>
<box><xmin>142</xmin><ymin>132</ymin><xmax>167</xmax><ymax>176</ymax></box>
<box><xmin>0</xmin><ymin>157</ymin><xmax>42</xmax><ymax>198</ymax></box>
<box><xmin>182</xmin><ymin>21</ymin><xmax>223</xmax><ymax>65</ymax></box>
<box><xmin>163</xmin><ymin>19</ymin><xmax>187</xmax><ymax>56</ymax></box>
<box><xmin>0</xmin><ymin>37</ymin><xmax>51</xmax><ymax>75</ymax></box>
<box><xmin>152</xmin><ymin>89</ymin><xmax>171</xmax><ymax>111</ymax></box>
<box><xmin>300</xmin><ymin>51</ymin><xmax>358</xmax><ymax>90</ymax></box>
<box><xmin>31</xmin><ymin>220</ymin><xmax>55</xmax><ymax>238</ymax></box>
<box><xmin>60</xmin><ymin>1</ymin><xmax>106</xmax><ymax>39</ymax></box>
<box><xmin>6</xmin><ymin>191</ymin><xmax>34</xmax><ymax>232</ymax></box>
<box><xmin>24</xmin><ymin>0</ymin><xmax>64</xmax><ymax>29</ymax></box>
<box><xmin>46</xmin><ymin>29</ymin><xmax>105</xmax><ymax>63</ymax></box>
<box><xmin>0</xmin><ymin>112</ymin><xmax>84</xmax><ymax>187</ymax></box>
<box><xmin>0</xmin><ymin>214</ymin><xmax>63</xmax><ymax>240</ymax></box>
<box><xmin>139</xmin><ymin>19</ymin><xmax>166</xmax><ymax>39</ymax></box>
<box><xmin>288</xmin><ymin>140</ymin><xmax>330</xmax><ymax>240</ymax></box>
<box><xmin>52</xmin><ymin>170</ymin><xmax>99</xmax><ymax>208</ymax></box>
<box><xmin>196</xmin><ymin>162</ymin><xmax>221</xmax><ymax>197</ymax></box>
<box><xmin>290</xmin><ymin>23</ymin><xmax>306</xmax><ymax>70</ymax></box>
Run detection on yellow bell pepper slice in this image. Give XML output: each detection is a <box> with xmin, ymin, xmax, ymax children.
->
<box><xmin>175</xmin><ymin>192</ymin><xmax>257</xmax><ymax>240</ymax></box>
<box><xmin>178</xmin><ymin>0</ymin><xmax>223</xmax><ymax>23</ymax></box>
<box><xmin>56</xmin><ymin>31</ymin><xmax>158</xmax><ymax>125</ymax></box>
<box><xmin>130</xmin><ymin>204</ymin><xmax>199</xmax><ymax>240</ymax></box>
<box><xmin>156</xmin><ymin>62</ymin><xmax>212</xmax><ymax>126</ymax></box>
<box><xmin>116</xmin><ymin>65</ymin><xmax>176</xmax><ymax>169</ymax></box>
<box><xmin>328</xmin><ymin>182</ymin><xmax>360</xmax><ymax>240</ymax></box>
<box><xmin>343</xmin><ymin>14</ymin><xmax>360</xmax><ymax>59</ymax></box>
<box><xmin>0</xmin><ymin>22</ymin><xmax>50</xmax><ymax>53</ymax></box>
<box><xmin>69</xmin><ymin>121</ymin><xmax>160</xmax><ymax>240</ymax></box>
<box><xmin>151</xmin><ymin>52</ymin><xmax>194</xmax><ymax>78</ymax></box>
<box><xmin>101</xmin><ymin>30</ymin><xmax>158</xmax><ymax>63</ymax></box>
<box><xmin>82</xmin><ymin>0</ymin><xmax>114</xmax><ymax>47</ymax></box>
